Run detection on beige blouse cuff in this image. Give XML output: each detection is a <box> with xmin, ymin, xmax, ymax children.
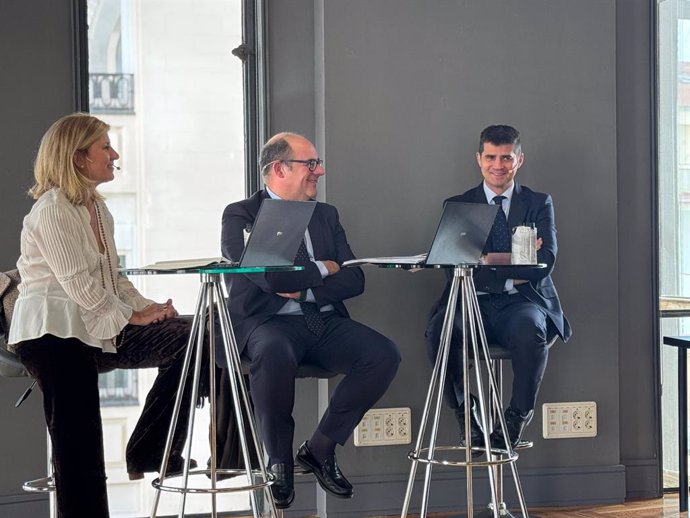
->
<box><xmin>81</xmin><ymin>297</ymin><xmax>133</xmax><ymax>340</ymax></box>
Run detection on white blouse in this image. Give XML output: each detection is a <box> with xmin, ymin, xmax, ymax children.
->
<box><xmin>8</xmin><ymin>189</ymin><xmax>153</xmax><ymax>353</ymax></box>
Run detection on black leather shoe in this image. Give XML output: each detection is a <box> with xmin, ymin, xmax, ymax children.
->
<box><xmin>456</xmin><ymin>394</ymin><xmax>485</xmax><ymax>456</ymax></box>
<box><xmin>269</xmin><ymin>463</ymin><xmax>295</xmax><ymax>509</ymax></box>
<box><xmin>490</xmin><ymin>407</ymin><xmax>534</xmax><ymax>450</ymax></box>
<box><xmin>295</xmin><ymin>442</ymin><xmax>353</xmax><ymax>498</ymax></box>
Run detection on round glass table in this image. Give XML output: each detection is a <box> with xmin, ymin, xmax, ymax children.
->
<box><xmin>347</xmin><ymin>260</ymin><xmax>546</xmax><ymax>518</ymax></box>
<box><xmin>122</xmin><ymin>263</ymin><xmax>303</xmax><ymax>518</ymax></box>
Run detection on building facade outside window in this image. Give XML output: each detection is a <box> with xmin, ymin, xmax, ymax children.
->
<box><xmin>659</xmin><ymin>0</ymin><xmax>690</xmax><ymax>491</ymax></box>
<box><xmin>87</xmin><ymin>0</ymin><xmax>248</xmax><ymax>514</ymax></box>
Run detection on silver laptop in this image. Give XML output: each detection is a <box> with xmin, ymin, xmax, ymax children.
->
<box><xmin>424</xmin><ymin>201</ymin><xmax>499</xmax><ymax>266</ymax></box>
<box><xmin>237</xmin><ymin>198</ymin><xmax>316</xmax><ymax>267</ymax></box>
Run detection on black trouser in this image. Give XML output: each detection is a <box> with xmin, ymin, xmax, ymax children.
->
<box><xmin>16</xmin><ymin>317</ymin><xmax>194</xmax><ymax>518</ymax></box>
<box><xmin>425</xmin><ymin>292</ymin><xmax>550</xmax><ymax>413</ymax></box>
<box><xmin>243</xmin><ymin>313</ymin><xmax>401</xmax><ymax>466</ymax></box>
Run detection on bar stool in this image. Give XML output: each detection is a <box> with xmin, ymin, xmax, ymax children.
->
<box><xmin>238</xmin><ymin>360</ymin><xmax>338</xmax><ymax>517</ymax></box>
<box><xmin>470</xmin><ymin>338</ymin><xmax>557</xmax><ymax>518</ymax></box>
<box><xmin>1</xmin><ymin>337</ymin><xmax>55</xmax><ymax>496</ymax></box>
<box><xmin>21</xmin><ymin>473</ymin><xmax>57</xmax><ymax>518</ymax></box>
<box><xmin>22</xmin><ymin>475</ymin><xmax>55</xmax><ymax>493</ymax></box>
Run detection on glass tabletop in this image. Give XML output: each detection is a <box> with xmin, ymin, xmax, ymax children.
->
<box><xmin>371</xmin><ymin>262</ymin><xmax>548</xmax><ymax>270</ymax></box>
<box><xmin>121</xmin><ymin>264</ymin><xmax>304</xmax><ymax>275</ymax></box>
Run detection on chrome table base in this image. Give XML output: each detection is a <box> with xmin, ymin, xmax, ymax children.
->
<box><xmin>150</xmin><ymin>272</ymin><xmax>277</xmax><ymax>518</ymax></box>
<box><xmin>400</xmin><ymin>266</ymin><xmax>530</xmax><ymax>518</ymax></box>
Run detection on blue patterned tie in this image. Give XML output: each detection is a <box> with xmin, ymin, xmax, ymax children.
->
<box><xmin>294</xmin><ymin>240</ymin><xmax>326</xmax><ymax>337</ymax></box>
<box><xmin>491</xmin><ymin>196</ymin><xmax>511</xmax><ymax>253</ymax></box>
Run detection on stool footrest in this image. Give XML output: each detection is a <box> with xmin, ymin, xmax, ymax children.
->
<box><xmin>153</xmin><ymin>468</ymin><xmax>274</xmax><ymax>495</ymax></box>
<box><xmin>22</xmin><ymin>477</ymin><xmax>55</xmax><ymax>492</ymax></box>
<box><xmin>409</xmin><ymin>445</ymin><xmax>519</xmax><ymax>468</ymax></box>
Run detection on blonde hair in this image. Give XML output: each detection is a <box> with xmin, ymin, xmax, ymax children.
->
<box><xmin>30</xmin><ymin>113</ymin><xmax>110</xmax><ymax>205</ymax></box>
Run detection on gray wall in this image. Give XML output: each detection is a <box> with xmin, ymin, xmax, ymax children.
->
<box><xmin>268</xmin><ymin>0</ymin><xmax>655</xmax><ymax>516</ymax></box>
<box><xmin>0</xmin><ymin>0</ymin><xmax>79</xmax><ymax>516</ymax></box>
<box><xmin>0</xmin><ymin>0</ymin><xmax>658</xmax><ymax>517</ymax></box>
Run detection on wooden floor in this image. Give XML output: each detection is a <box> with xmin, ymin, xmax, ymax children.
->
<box><xmin>238</xmin><ymin>494</ymin><xmax>688</xmax><ymax>517</ymax></box>
<box><xmin>525</xmin><ymin>495</ymin><xmax>685</xmax><ymax>518</ymax></box>
<box><xmin>366</xmin><ymin>494</ymin><xmax>687</xmax><ymax>517</ymax></box>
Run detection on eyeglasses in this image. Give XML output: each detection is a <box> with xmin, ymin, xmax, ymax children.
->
<box><xmin>282</xmin><ymin>158</ymin><xmax>324</xmax><ymax>172</ymax></box>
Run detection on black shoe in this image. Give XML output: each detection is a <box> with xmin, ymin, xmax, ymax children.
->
<box><xmin>456</xmin><ymin>395</ymin><xmax>485</xmax><ymax>457</ymax></box>
<box><xmin>268</xmin><ymin>463</ymin><xmax>295</xmax><ymax>509</ymax></box>
<box><xmin>295</xmin><ymin>442</ymin><xmax>353</xmax><ymax>498</ymax></box>
<box><xmin>490</xmin><ymin>407</ymin><xmax>534</xmax><ymax>450</ymax></box>
<box><xmin>128</xmin><ymin>455</ymin><xmax>198</xmax><ymax>481</ymax></box>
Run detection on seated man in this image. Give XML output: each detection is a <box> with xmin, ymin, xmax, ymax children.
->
<box><xmin>220</xmin><ymin>132</ymin><xmax>401</xmax><ymax>508</ymax></box>
<box><xmin>426</xmin><ymin>125</ymin><xmax>571</xmax><ymax>451</ymax></box>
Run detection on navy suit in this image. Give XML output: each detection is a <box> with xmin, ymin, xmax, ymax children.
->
<box><xmin>221</xmin><ymin>190</ymin><xmax>400</xmax><ymax>464</ymax></box>
<box><xmin>426</xmin><ymin>181</ymin><xmax>571</xmax><ymax>413</ymax></box>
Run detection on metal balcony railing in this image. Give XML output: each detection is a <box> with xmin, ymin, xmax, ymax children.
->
<box><xmin>99</xmin><ymin>370</ymin><xmax>139</xmax><ymax>407</ymax></box>
<box><xmin>89</xmin><ymin>73</ymin><xmax>135</xmax><ymax>114</ymax></box>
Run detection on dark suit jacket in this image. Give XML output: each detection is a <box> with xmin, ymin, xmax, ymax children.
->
<box><xmin>220</xmin><ymin>190</ymin><xmax>365</xmax><ymax>351</ymax></box>
<box><xmin>429</xmin><ymin>182</ymin><xmax>571</xmax><ymax>342</ymax></box>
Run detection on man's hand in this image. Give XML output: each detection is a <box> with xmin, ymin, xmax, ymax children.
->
<box><xmin>322</xmin><ymin>260</ymin><xmax>340</xmax><ymax>275</ymax></box>
<box><xmin>277</xmin><ymin>291</ymin><xmax>301</xmax><ymax>300</ymax></box>
<box><xmin>480</xmin><ymin>252</ymin><xmax>512</xmax><ymax>265</ymax></box>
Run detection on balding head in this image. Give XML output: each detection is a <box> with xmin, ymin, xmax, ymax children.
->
<box><xmin>259</xmin><ymin>132</ymin><xmax>303</xmax><ymax>177</ymax></box>
<box><xmin>259</xmin><ymin>132</ymin><xmax>324</xmax><ymax>201</ymax></box>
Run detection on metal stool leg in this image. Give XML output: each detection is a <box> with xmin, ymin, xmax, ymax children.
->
<box><xmin>472</xmin><ymin>359</ymin><xmax>516</xmax><ymax>518</ymax></box>
<box><xmin>213</xmin><ymin>278</ymin><xmax>277</xmax><ymax>516</ymax></box>
<box><xmin>401</xmin><ymin>269</ymin><xmax>463</xmax><ymax>518</ymax></box>
<box><xmin>464</xmin><ymin>282</ymin><xmax>499</xmax><ymax>518</ymax></box>
<box><xmin>149</xmin><ymin>273</ymin><xmax>277</xmax><ymax>518</ymax></box>
<box><xmin>468</xmin><ymin>285</ymin><xmax>531</xmax><ymax>518</ymax></box>
<box><xmin>150</xmin><ymin>281</ymin><xmax>205</xmax><ymax>517</ymax></box>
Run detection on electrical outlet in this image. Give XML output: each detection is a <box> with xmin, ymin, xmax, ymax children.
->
<box><xmin>354</xmin><ymin>407</ymin><xmax>411</xmax><ymax>446</ymax></box>
<box><xmin>542</xmin><ymin>401</ymin><xmax>597</xmax><ymax>439</ymax></box>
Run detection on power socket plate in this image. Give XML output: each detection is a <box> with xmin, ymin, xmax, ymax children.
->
<box><xmin>354</xmin><ymin>407</ymin><xmax>411</xmax><ymax>446</ymax></box>
<box><xmin>542</xmin><ymin>401</ymin><xmax>597</xmax><ymax>439</ymax></box>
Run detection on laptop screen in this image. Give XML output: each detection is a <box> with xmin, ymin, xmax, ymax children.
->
<box><xmin>424</xmin><ymin>201</ymin><xmax>498</xmax><ymax>266</ymax></box>
<box><xmin>239</xmin><ymin>198</ymin><xmax>316</xmax><ymax>267</ymax></box>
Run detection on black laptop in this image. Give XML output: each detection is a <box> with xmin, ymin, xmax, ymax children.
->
<box><xmin>237</xmin><ymin>198</ymin><xmax>316</xmax><ymax>267</ymax></box>
<box><xmin>341</xmin><ymin>201</ymin><xmax>498</xmax><ymax>268</ymax></box>
<box><xmin>424</xmin><ymin>201</ymin><xmax>499</xmax><ymax>266</ymax></box>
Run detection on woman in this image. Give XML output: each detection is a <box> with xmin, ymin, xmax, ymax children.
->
<box><xmin>9</xmin><ymin>113</ymin><xmax>194</xmax><ymax>518</ymax></box>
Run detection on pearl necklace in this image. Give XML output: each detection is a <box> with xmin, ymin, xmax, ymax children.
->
<box><xmin>93</xmin><ymin>200</ymin><xmax>126</xmax><ymax>349</ymax></box>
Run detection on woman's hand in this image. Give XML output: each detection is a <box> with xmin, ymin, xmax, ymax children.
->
<box><xmin>129</xmin><ymin>298</ymin><xmax>178</xmax><ymax>325</ymax></box>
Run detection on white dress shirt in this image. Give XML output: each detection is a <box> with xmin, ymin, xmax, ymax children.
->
<box><xmin>9</xmin><ymin>189</ymin><xmax>153</xmax><ymax>352</ymax></box>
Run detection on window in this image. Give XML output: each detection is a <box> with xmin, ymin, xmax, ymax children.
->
<box><xmin>658</xmin><ymin>0</ymin><xmax>690</xmax><ymax>491</ymax></box>
<box><xmin>84</xmin><ymin>0</ymin><xmax>255</xmax><ymax>514</ymax></box>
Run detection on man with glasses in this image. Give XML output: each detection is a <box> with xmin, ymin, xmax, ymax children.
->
<box><xmin>425</xmin><ymin>125</ymin><xmax>571</xmax><ymax>453</ymax></box>
<box><xmin>219</xmin><ymin>132</ymin><xmax>401</xmax><ymax>509</ymax></box>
